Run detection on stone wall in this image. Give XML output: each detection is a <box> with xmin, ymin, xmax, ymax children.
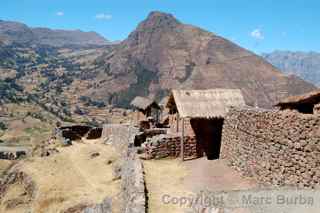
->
<box><xmin>315</xmin><ymin>103</ymin><xmax>320</xmax><ymax>114</ymax></box>
<box><xmin>86</xmin><ymin>128</ymin><xmax>103</xmax><ymax>140</ymax></box>
<box><xmin>102</xmin><ymin>124</ymin><xmax>139</xmax><ymax>155</ymax></box>
<box><xmin>0</xmin><ymin>147</ymin><xmax>29</xmax><ymax>160</ymax></box>
<box><xmin>144</xmin><ymin>134</ymin><xmax>199</xmax><ymax>160</ymax></box>
<box><xmin>168</xmin><ymin>115</ymin><xmax>195</xmax><ymax>136</ymax></box>
<box><xmin>134</xmin><ymin>128</ymin><xmax>167</xmax><ymax>146</ymax></box>
<box><xmin>221</xmin><ymin>107</ymin><xmax>320</xmax><ymax>188</ymax></box>
<box><xmin>102</xmin><ymin>124</ymin><xmax>146</xmax><ymax>213</ymax></box>
<box><xmin>121</xmin><ymin>147</ymin><xmax>146</xmax><ymax>213</ymax></box>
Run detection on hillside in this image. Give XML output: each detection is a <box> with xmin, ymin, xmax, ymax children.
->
<box><xmin>0</xmin><ymin>11</ymin><xmax>317</xmax><ymax>120</ymax></box>
<box><xmin>76</xmin><ymin>11</ymin><xmax>316</xmax><ymax>108</ymax></box>
<box><xmin>0</xmin><ymin>20</ymin><xmax>109</xmax><ymax>47</ymax></box>
<box><xmin>262</xmin><ymin>51</ymin><xmax>320</xmax><ymax>87</ymax></box>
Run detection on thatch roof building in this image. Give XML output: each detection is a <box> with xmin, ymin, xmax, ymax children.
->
<box><xmin>130</xmin><ymin>96</ymin><xmax>160</xmax><ymax>111</ymax></box>
<box><xmin>275</xmin><ymin>89</ymin><xmax>320</xmax><ymax>114</ymax></box>
<box><xmin>166</xmin><ymin>89</ymin><xmax>245</xmax><ymax>161</ymax></box>
<box><xmin>159</xmin><ymin>96</ymin><xmax>169</xmax><ymax>108</ymax></box>
<box><xmin>131</xmin><ymin>96</ymin><xmax>160</xmax><ymax>124</ymax></box>
<box><xmin>166</xmin><ymin>89</ymin><xmax>246</xmax><ymax>118</ymax></box>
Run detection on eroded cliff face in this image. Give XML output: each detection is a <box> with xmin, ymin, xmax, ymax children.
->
<box><xmin>86</xmin><ymin>11</ymin><xmax>316</xmax><ymax>108</ymax></box>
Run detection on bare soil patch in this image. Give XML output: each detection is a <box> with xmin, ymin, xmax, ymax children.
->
<box><xmin>143</xmin><ymin>158</ymin><xmax>257</xmax><ymax>213</ymax></box>
<box><xmin>183</xmin><ymin>158</ymin><xmax>257</xmax><ymax>192</ymax></box>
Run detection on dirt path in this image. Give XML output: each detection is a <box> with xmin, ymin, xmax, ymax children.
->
<box><xmin>143</xmin><ymin>157</ymin><xmax>257</xmax><ymax>213</ymax></box>
<box><xmin>1</xmin><ymin>139</ymin><xmax>121</xmax><ymax>213</ymax></box>
<box><xmin>143</xmin><ymin>159</ymin><xmax>192</xmax><ymax>213</ymax></box>
<box><xmin>183</xmin><ymin>158</ymin><xmax>257</xmax><ymax>192</ymax></box>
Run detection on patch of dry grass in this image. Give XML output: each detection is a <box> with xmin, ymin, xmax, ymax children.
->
<box><xmin>0</xmin><ymin>103</ymin><xmax>56</xmax><ymax>147</ymax></box>
<box><xmin>1</xmin><ymin>139</ymin><xmax>121</xmax><ymax>213</ymax></box>
<box><xmin>143</xmin><ymin>158</ymin><xmax>192</xmax><ymax>213</ymax></box>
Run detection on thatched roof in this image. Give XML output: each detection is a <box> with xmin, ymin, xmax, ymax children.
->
<box><xmin>130</xmin><ymin>96</ymin><xmax>160</xmax><ymax>111</ymax></box>
<box><xmin>276</xmin><ymin>89</ymin><xmax>320</xmax><ymax>107</ymax></box>
<box><xmin>159</xmin><ymin>96</ymin><xmax>169</xmax><ymax>107</ymax></box>
<box><xmin>166</xmin><ymin>89</ymin><xmax>246</xmax><ymax>118</ymax></box>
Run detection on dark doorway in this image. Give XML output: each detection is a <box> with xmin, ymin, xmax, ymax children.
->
<box><xmin>190</xmin><ymin>118</ymin><xmax>224</xmax><ymax>160</ymax></box>
<box><xmin>293</xmin><ymin>103</ymin><xmax>314</xmax><ymax>114</ymax></box>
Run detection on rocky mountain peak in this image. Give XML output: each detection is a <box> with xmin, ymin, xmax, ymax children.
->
<box><xmin>144</xmin><ymin>11</ymin><xmax>180</xmax><ymax>27</ymax></box>
<box><xmin>96</xmin><ymin>12</ymin><xmax>316</xmax><ymax>108</ymax></box>
<box><xmin>133</xmin><ymin>11</ymin><xmax>180</xmax><ymax>34</ymax></box>
<box><xmin>124</xmin><ymin>11</ymin><xmax>181</xmax><ymax>49</ymax></box>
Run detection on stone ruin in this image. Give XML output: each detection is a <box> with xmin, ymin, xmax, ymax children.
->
<box><xmin>144</xmin><ymin>134</ymin><xmax>198</xmax><ymax>160</ymax></box>
<box><xmin>0</xmin><ymin>146</ymin><xmax>29</xmax><ymax>160</ymax></box>
<box><xmin>58</xmin><ymin>125</ymin><xmax>103</xmax><ymax>141</ymax></box>
<box><xmin>86</xmin><ymin>127</ymin><xmax>103</xmax><ymax>140</ymax></box>
<box><xmin>102</xmin><ymin>124</ymin><xmax>146</xmax><ymax>213</ymax></box>
<box><xmin>221</xmin><ymin>107</ymin><xmax>320</xmax><ymax>188</ymax></box>
<box><xmin>315</xmin><ymin>103</ymin><xmax>320</xmax><ymax>114</ymax></box>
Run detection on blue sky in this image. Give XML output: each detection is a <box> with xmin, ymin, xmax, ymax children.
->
<box><xmin>1</xmin><ymin>0</ymin><xmax>319</xmax><ymax>53</ymax></box>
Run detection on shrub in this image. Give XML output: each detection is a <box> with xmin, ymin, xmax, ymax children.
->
<box><xmin>0</xmin><ymin>121</ymin><xmax>7</xmax><ymax>131</ymax></box>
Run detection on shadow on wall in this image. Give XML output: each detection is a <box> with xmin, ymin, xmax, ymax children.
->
<box><xmin>87</xmin><ymin>128</ymin><xmax>103</xmax><ymax>139</ymax></box>
<box><xmin>60</xmin><ymin>125</ymin><xmax>102</xmax><ymax>141</ymax></box>
<box><xmin>191</xmin><ymin>118</ymin><xmax>224</xmax><ymax>160</ymax></box>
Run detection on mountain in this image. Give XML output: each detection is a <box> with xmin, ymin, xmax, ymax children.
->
<box><xmin>262</xmin><ymin>51</ymin><xmax>320</xmax><ymax>87</ymax></box>
<box><xmin>77</xmin><ymin>11</ymin><xmax>316</xmax><ymax>108</ymax></box>
<box><xmin>0</xmin><ymin>20</ymin><xmax>109</xmax><ymax>47</ymax></box>
<box><xmin>0</xmin><ymin>12</ymin><xmax>317</xmax><ymax>116</ymax></box>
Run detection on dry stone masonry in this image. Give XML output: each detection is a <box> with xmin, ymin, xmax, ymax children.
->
<box><xmin>121</xmin><ymin>147</ymin><xmax>146</xmax><ymax>213</ymax></box>
<box><xmin>0</xmin><ymin>146</ymin><xmax>29</xmax><ymax>160</ymax></box>
<box><xmin>144</xmin><ymin>134</ymin><xmax>198</xmax><ymax>159</ymax></box>
<box><xmin>221</xmin><ymin>107</ymin><xmax>320</xmax><ymax>188</ymax></box>
<box><xmin>102</xmin><ymin>124</ymin><xmax>146</xmax><ymax>213</ymax></box>
<box><xmin>315</xmin><ymin>103</ymin><xmax>320</xmax><ymax>114</ymax></box>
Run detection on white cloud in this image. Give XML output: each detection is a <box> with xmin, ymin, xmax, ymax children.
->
<box><xmin>56</xmin><ymin>11</ymin><xmax>64</xmax><ymax>16</ymax></box>
<box><xmin>95</xmin><ymin>13</ymin><xmax>112</xmax><ymax>20</ymax></box>
<box><xmin>250</xmin><ymin>29</ymin><xmax>264</xmax><ymax>40</ymax></box>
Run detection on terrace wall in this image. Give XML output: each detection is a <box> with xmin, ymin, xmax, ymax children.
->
<box><xmin>221</xmin><ymin>107</ymin><xmax>320</xmax><ymax>188</ymax></box>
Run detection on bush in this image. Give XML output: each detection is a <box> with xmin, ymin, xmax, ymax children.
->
<box><xmin>0</xmin><ymin>121</ymin><xmax>7</xmax><ymax>131</ymax></box>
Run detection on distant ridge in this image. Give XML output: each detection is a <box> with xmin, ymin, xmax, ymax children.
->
<box><xmin>0</xmin><ymin>20</ymin><xmax>109</xmax><ymax>47</ymax></box>
<box><xmin>262</xmin><ymin>51</ymin><xmax>320</xmax><ymax>87</ymax></box>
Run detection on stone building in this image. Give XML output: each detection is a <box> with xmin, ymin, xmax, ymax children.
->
<box><xmin>166</xmin><ymin>89</ymin><xmax>246</xmax><ymax>160</ymax></box>
<box><xmin>315</xmin><ymin>103</ymin><xmax>320</xmax><ymax>114</ymax></box>
<box><xmin>221</xmin><ymin>106</ymin><xmax>320</xmax><ymax>188</ymax></box>
<box><xmin>221</xmin><ymin>89</ymin><xmax>320</xmax><ymax>188</ymax></box>
<box><xmin>275</xmin><ymin>89</ymin><xmax>320</xmax><ymax>114</ymax></box>
<box><xmin>130</xmin><ymin>96</ymin><xmax>161</xmax><ymax>124</ymax></box>
<box><xmin>158</xmin><ymin>96</ymin><xmax>170</xmax><ymax>126</ymax></box>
